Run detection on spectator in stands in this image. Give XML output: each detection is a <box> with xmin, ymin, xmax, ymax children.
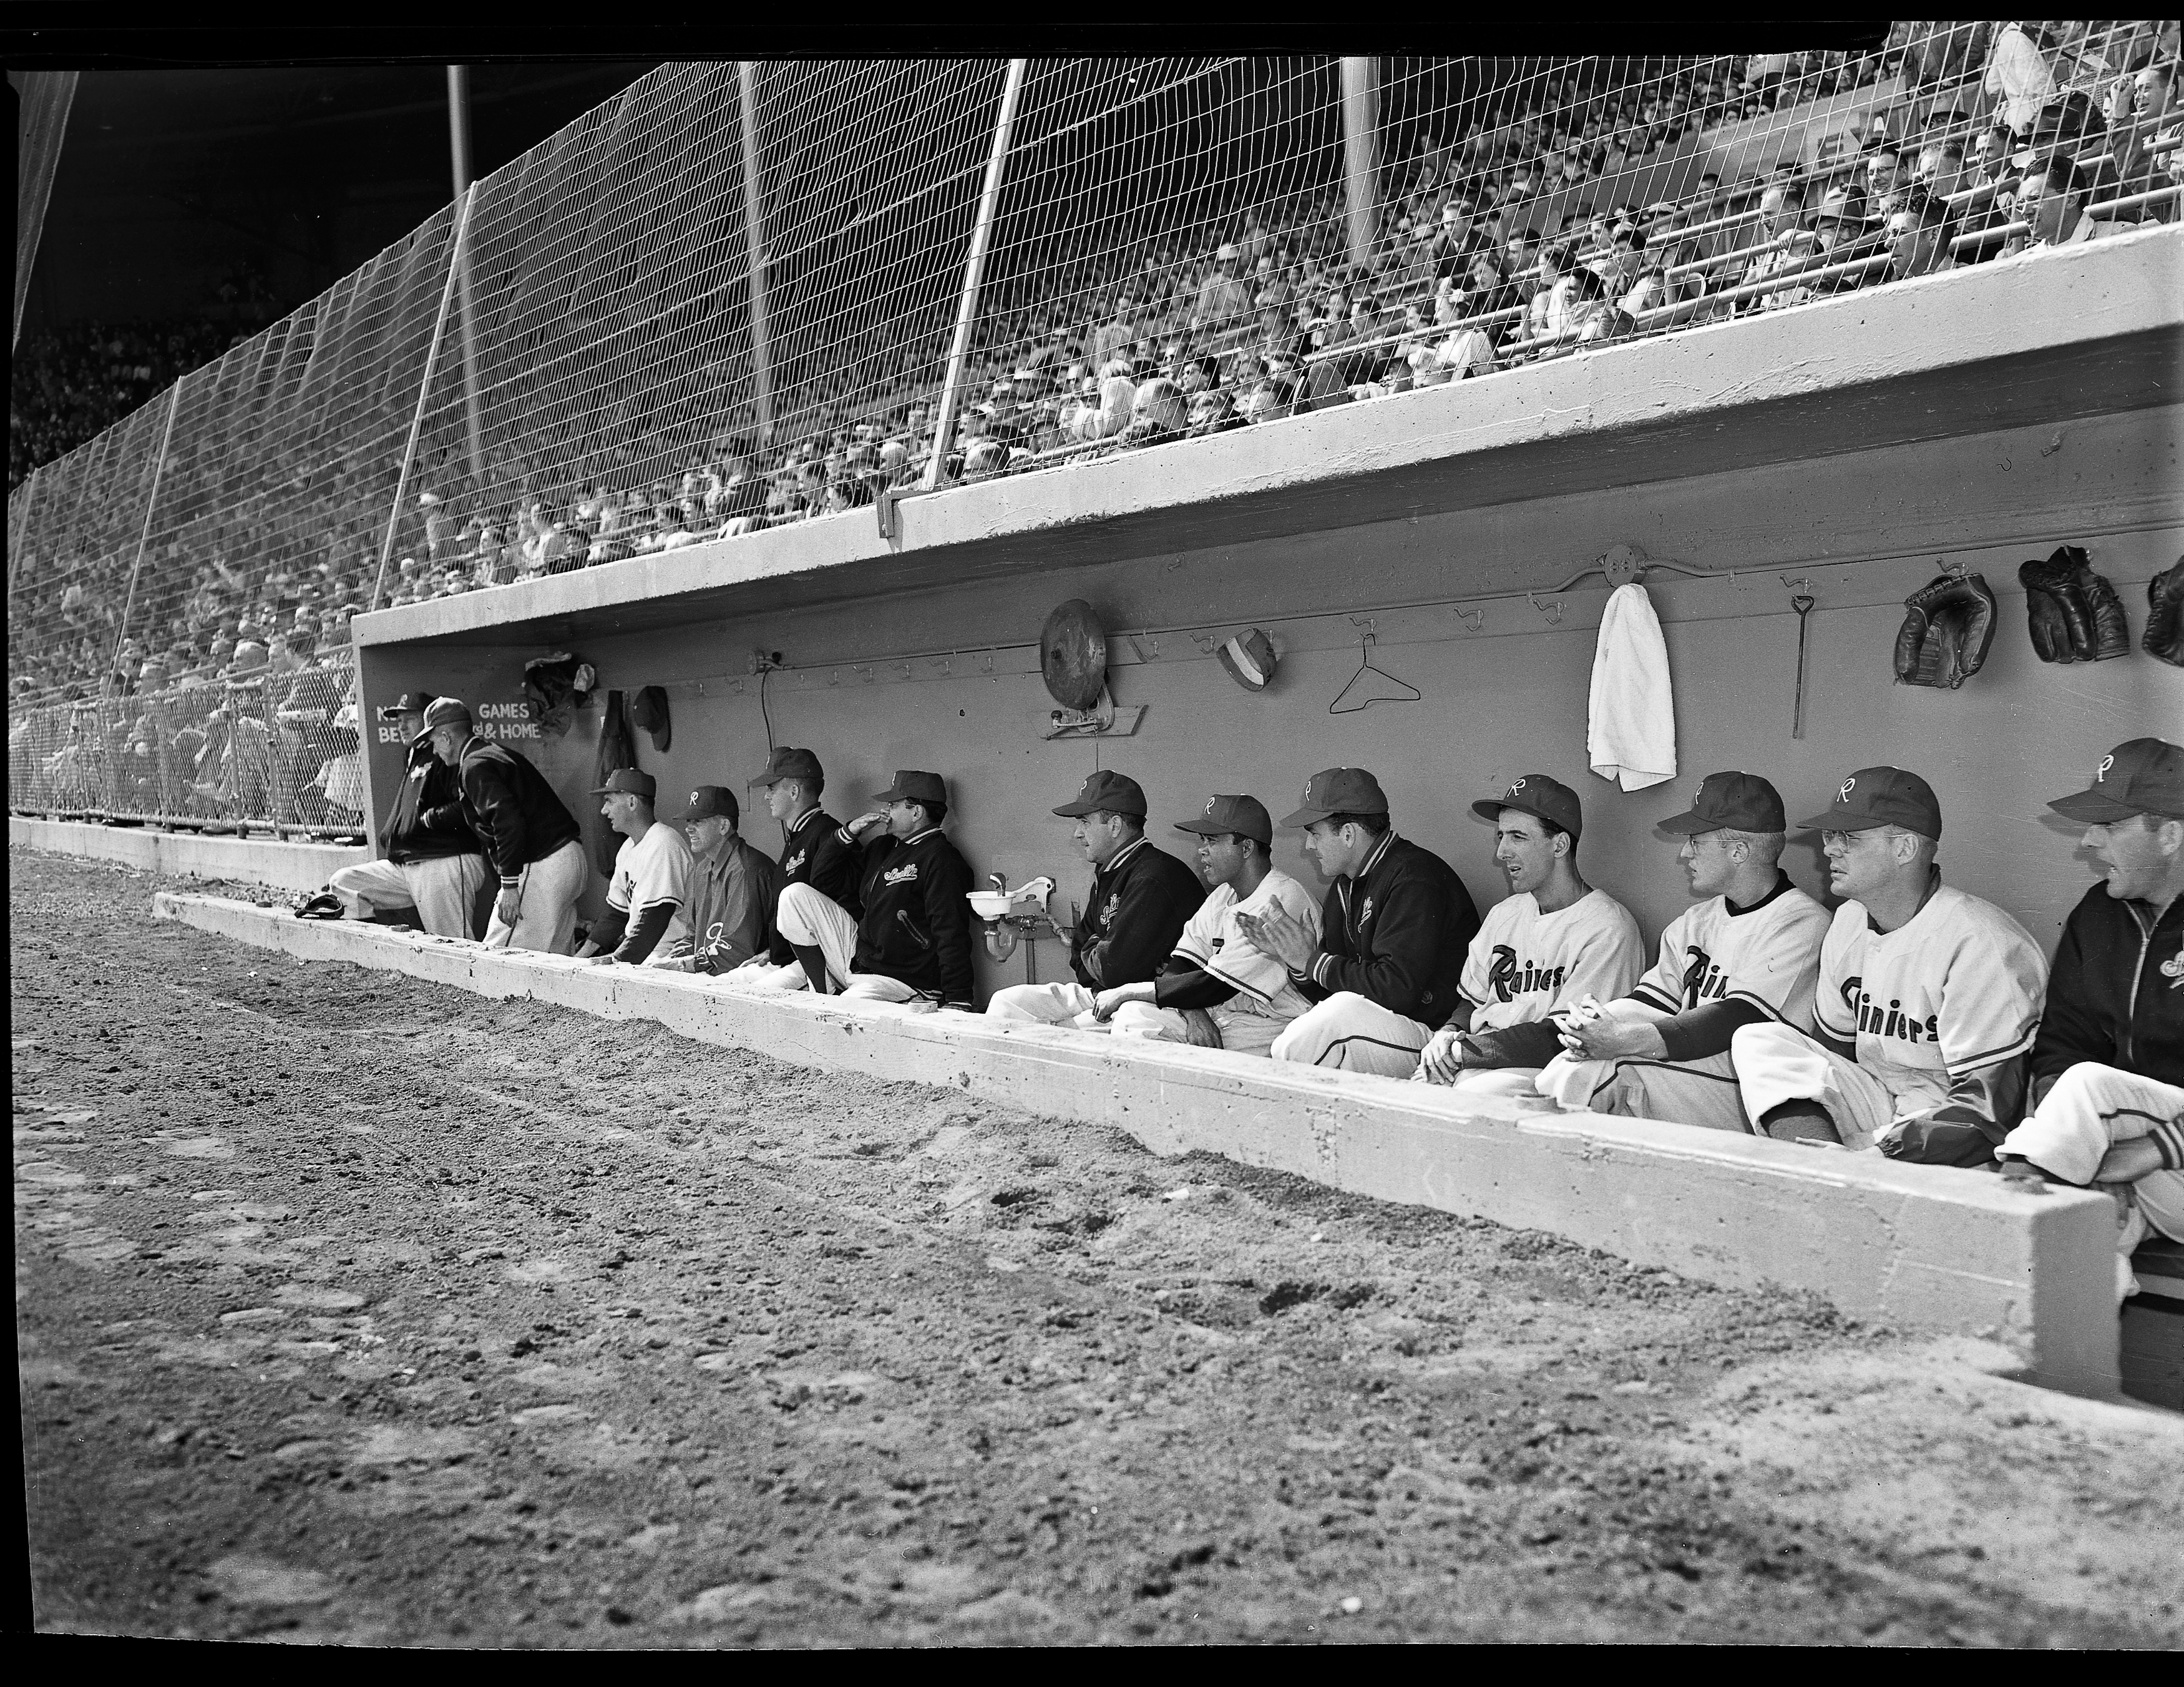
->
<box><xmin>2017</xmin><ymin>157</ymin><xmax>2122</xmax><ymax>246</ymax></box>
<box><xmin>1986</xmin><ymin>21</ymin><xmax>2060</xmax><ymax>139</ymax></box>
<box><xmin>2109</xmin><ymin>62</ymin><xmax>2180</xmax><ymax>213</ymax></box>
<box><xmin>1887</xmin><ymin>193</ymin><xmax>1959</xmax><ymax>280</ymax></box>
<box><xmin>1740</xmin><ymin>182</ymin><xmax>1822</xmax><ymax>311</ymax></box>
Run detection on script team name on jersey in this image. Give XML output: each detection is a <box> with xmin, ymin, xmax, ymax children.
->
<box><xmin>1839</xmin><ymin>975</ymin><xmax>1939</xmax><ymax>1043</ymax></box>
<box><xmin>1681</xmin><ymin>945</ymin><xmax>1732</xmax><ymax>1007</ymax></box>
<box><xmin>1486</xmin><ymin>945</ymin><xmax>1566</xmax><ymax>1003</ymax></box>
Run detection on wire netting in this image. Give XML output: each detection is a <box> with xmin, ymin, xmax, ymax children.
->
<box><xmin>9</xmin><ymin>27</ymin><xmax>2178</xmax><ymax>828</ymax></box>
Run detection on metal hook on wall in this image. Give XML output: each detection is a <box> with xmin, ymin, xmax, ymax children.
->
<box><xmin>1452</xmin><ymin>606</ymin><xmax>1485</xmax><ymax>632</ymax></box>
<box><xmin>1528</xmin><ymin>592</ymin><xmax>1564</xmax><ymax>626</ymax></box>
<box><xmin>1778</xmin><ymin>575</ymin><xmax>1815</xmax><ymax>597</ymax></box>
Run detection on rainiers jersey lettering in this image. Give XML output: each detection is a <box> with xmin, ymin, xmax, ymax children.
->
<box><xmin>608</xmin><ymin>823</ymin><xmax>693</xmax><ymax>950</ymax></box>
<box><xmin>1626</xmin><ymin>882</ymin><xmax>1831</xmax><ymax>1029</ymax></box>
<box><xmin>884</xmin><ymin>863</ymin><xmax>919</xmax><ymax>886</ymax></box>
<box><xmin>1171</xmin><ymin>868</ymin><xmax>1321</xmax><ymax>1015</ymax></box>
<box><xmin>1812</xmin><ymin>884</ymin><xmax>2045</xmax><ymax>1111</ymax></box>
<box><xmin>1460</xmin><ymin>888</ymin><xmax>1644</xmax><ymax>1033</ymax></box>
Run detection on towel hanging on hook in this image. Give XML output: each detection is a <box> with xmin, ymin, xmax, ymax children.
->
<box><xmin>1329</xmin><ymin>630</ymin><xmax>1421</xmax><ymax>714</ymax></box>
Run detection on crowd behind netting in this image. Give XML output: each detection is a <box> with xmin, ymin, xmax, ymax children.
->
<box><xmin>8</xmin><ymin>24</ymin><xmax>2180</xmax><ymax>832</ymax></box>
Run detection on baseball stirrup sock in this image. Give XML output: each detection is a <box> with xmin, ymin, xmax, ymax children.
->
<box><xmin>1760</xmin><ymin>1101</ymin><xmax>1841</xmax><ymax>1145</ymax></box>
<box><xmin>790</xmin><ymin>943</ymin><xmax>834</xmax><ymax>994</ymax></box>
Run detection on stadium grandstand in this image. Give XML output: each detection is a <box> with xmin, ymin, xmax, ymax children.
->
<box><xmin>6</xmin><ymin>25</ymin><xmax>2180</xmax><ymax>833</ymax></box>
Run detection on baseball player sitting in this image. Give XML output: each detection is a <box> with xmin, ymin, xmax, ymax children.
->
<box><xmin>1087</xmin><ymin>793</ymin><xmax>1324</xmax><ymax>1056</ymax></box>
<box><xmin>650</xmin><ymin>785</ymin><xmax>783</xmax><ymax>975</ymax></box>
<box><xmin>720</xmin><ymin>747</ymin><xmax>863</xmax><ymax>991</ymax></box>
<box><xmin>575</xmin><ymin>769</ymin><xmax>693</xmax><ymax>966</ymax></box>
<box><xmin>1727</xmin><ymin>767</ymin><xmax>2047</xmax><ymax>1162</ymax></box>
<box><xmin>1996</xmin><ymin>739</ymin><xmax>2184</xmax><ymax>1296</ymax></box>
<box><xmin>1536</xmin><ymin>771</ymin><xmax>1831</xmax><ymax>1131</ymax></box>
<box><xmin>1415</xmin><ymin>775</ymin><xmax>1645</xmax><ymax>1095</ymax></box>
<box><xmin>1252</xmin><ymin>768</ymin><xmax>1483</xmax><ymax>1077</ymax></box>
<box><xmin>327</xmin><ymin>690</ymin><xmax>487</xmax><ymax>937</ymax></box>
<box><xmin>774</xmin><ymin>769</ymin><xmax>975</xmax><ymax>1010</ymax></box>
<box><xmin>424</xmin><ymin>697</ymin><xmax>589</xmax><ymax>955</ymax></box>
<box><xmin>985</xmin><ymin>770</ymin><xmax>1203</xmax><ymax>1030</ymax></box>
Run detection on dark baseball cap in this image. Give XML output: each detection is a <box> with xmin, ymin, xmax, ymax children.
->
<box><xmin>1471</xmin><ymin>774</ymin><xmax>1584</xmax><ymax>840</ymax></box>
<box><xmin>685</xmin><ymin>785</ymin><xmax>740</xmax><ymax>823</ymax></box>
<box><xmin>592</xmin><ymin>768</ymin><xmax>657</xmax><ymax>800</ymax></box>
<box><xmin>1053</xmin><ymin>769</ymin><xmax>1147</xmax><ymax>819</ymax></box>
<box><xmin>1658</xmin><ymin>771</ymin><xmax>1787</xmax><ymax>835</ymax></box>
<box><xmin>2046</xmin><ymin>738</ymin><xmax>2184</xmax><ymax>824</ymax></box>
<box><xmin>1796</xmin><ymin>766</ymin><xmax>1943</xmax><ymax>839</ymax></box>
<box><xmin>376</xmin><ymin>691</ymin><xmax>436</xmax><ymax>720</ymax></box>
<box><xmin>875</xmin><ymin>769</ymin><xmax>948</xmax><ymax>808</ymax></box>
<box><xmin>1176</xmin><ymin>793</ymin><xmax>1273</xmax><ymax>846</ymax></box>
<box><xmin>749</xmin><ymin>746</ymin><xmax>822</xmax><ymax>787</ymax></box>
<box><xmin>421</xmin><ymin>697</ymin><xmax>472</xmax><ymax>732</ymax></box>
<box><xmin>1282</xmin><ymin>767</ymin><xmax>1389</xmax><ymax>829</ymax></box>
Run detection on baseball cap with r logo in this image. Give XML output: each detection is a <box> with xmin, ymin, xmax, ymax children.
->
<box><xmin>1175</xmin><ymin>793</ymin><xmax>1273</xmax><ymax>845</ymax></box>
<box><xmin>1795</xmin><ymin>766</ymin><xmax>1942</xmax><ymax>838</ymax></box>
<box><xmin>2045</xmin><ymin>738</ymin><xmax>2184</xmax><ymax>823</ymax></box>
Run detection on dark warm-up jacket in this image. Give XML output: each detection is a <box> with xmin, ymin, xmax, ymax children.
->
<box><xmin>1295</xmin><ymin>832</ymin><xmax>1481</xmax><ymax>1031</ymax></box>
<box><xmin>454</xmin><ymin>736</ymin><xmax>583</xmax><ymax>884</ymax></box>
<box><xmin>2031</xmin><ymin>883</ymin><xmax>2184</xmax><ymax>1094</ymax></box>
<box><xmin>836</xmin><ymin>824</ymin><xmax>975</xmax><ymax>1006</ymax></box>
<box><xmin>390</xmin><ymin>731</ymin><xmax>483</xmax><ymax>865</ymax></box>
<box><xmin>1068</xmin><ymin>837</ymin><xmax>1205</xmax><ymax>990</ymax></box>
<box><xmin>766</xmin><ymin>807</ymin><xmax>864</xmax><ymax>966</ymax></box>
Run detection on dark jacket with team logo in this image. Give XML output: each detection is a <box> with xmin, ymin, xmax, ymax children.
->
<box><xmin>1296</xmin><ymin>832</ymin><xmax>1480</xmax><ymax>1030</ymax></box>
<box><xmin>1069</xmin><ymin>837</ymin><xmax>1205</xmax><ymax>990</ymax></box>
<box><xmin>453</xmin><ymin>736</ymin><xmax>583</xmax><ymax>883</ymax></box>
<box><xmin>390</xmin><ymin>731</ymin><xmax>482</xmax><ymax>864</ymax></box>
<box><xmin>766</xmin><ymin>807</ymin><xmax>864</xmax><ymax>966</ymax></box>
<box><xmin>2031</xmin><ymin>883</ymin><xmax>2184</xmax><ymax>1093</ymax></box>
<box><xmin>839</xmin><ymin>824</ymin><xmax>975</xmax><ymax>1005</ymax></box>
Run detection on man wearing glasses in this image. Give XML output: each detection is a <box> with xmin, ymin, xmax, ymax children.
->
<box><xmin>1725</xmin><ymin>767</ymin><xmax>2046</xmax><ymax>1165</ymax></box>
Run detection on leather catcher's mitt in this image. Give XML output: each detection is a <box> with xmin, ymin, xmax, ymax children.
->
<box><xmin>1894</xmin><ymin>571</ymin><xmax>1997</xmax><ymax>689</ymax></box>
<box><xmin>2147</xmin><ymin>555</ymin><xmax>2184</xmax><ymax>668</ymax></box>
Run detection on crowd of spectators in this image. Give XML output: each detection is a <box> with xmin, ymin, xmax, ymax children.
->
<box><xmin>11</xmin><ymin>27</ymin><xmax>2180</xmax><ymax>750</ymax></box>
<box><xmin>9</xmin><ymin>318</ymin><xmax>256</xmax><ymax>492</ymax></box>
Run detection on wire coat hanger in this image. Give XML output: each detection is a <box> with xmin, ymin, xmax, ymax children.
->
<box><xmin>1328</xmin><ymin>625</ymin><xmax>1421</xmax><ymax>714</ymax></box>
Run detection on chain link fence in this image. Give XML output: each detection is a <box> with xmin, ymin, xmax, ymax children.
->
<box><xmin>11</xmin><ymin>29</ymin><xmax>2177</xmax><ymax>831</ymax></box>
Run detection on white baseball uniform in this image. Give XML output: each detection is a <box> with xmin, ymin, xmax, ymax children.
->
<box><xmin>1730</xmin><ymin>883</ymin><xmax>2047</xmax><ymax>1152</ymax></box>
<box><xmin>1538</xmin><ymin>877</ymin><xmax>1830</xmax><ymax>1132</ymax></box>
<box><xmin>1109</xmin><ymin>868</ymin><xmax>1322</xmax><ymax>1056</ymax></box>
<box><xmin>771</xmin><ymin>883</ymin><xmax>934</xmax><ymax>1009</ymax></box>
<box><xmin>1431</xmin><ymin>887</ymin><xmax>1644</xmax><ymax>1094</ymax></box>
<box><xmin>606</xmin><ymin>822</ymin><xmax>693</xmax><ymax>958</ymax></box>
<box><xmin>2001</xmin><ymin>1064</ymin><xmax>2184</xmax><ymax>1297</ymax></box>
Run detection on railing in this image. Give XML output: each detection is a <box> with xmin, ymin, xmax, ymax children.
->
<box><xmin>11</xmin><ymin>27</ymin><xmax>2179</xmax><ymax>730</ymax></box>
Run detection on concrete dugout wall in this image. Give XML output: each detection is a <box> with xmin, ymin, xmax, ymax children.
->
<box><xmin>149</xmin><ymin>892</ymin><xmax>2125</xmax><ymax>1396</ymax></box>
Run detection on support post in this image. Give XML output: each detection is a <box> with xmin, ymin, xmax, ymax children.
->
<box><xmin>447</xmin><ymin>66</ymin><xmax>487</xmax><ymax>494</ymax></box>
<box><xmin>371</xmin><ymin>185</ymin><xmax>477</xmax><ymax>613</ymax></box>
<box><xmin>922</xmin><ymin>57</ymin><xmax>1028</xmax><ymax>493</ymax></box>
<box><xmin>736</xmin><ymin>62</ymin><xmax>776</xmax><ymax>451</ymax></box>
<box><xmin>110</xmin><ymin>382</ymin><xmax>184</xmax><ymax>676</ymax></box>
<box><xmin>1340</xmin><ymin>56</ymin><xmax>1381</xmax><ymax>277</ymax></box>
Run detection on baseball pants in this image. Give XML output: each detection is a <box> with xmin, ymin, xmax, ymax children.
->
<box><xmin>1538</xmin><ymin>1049</ymin><xmax>1755</xmax><ymax>1133</ymax></box>
<box><xmin>772</xmin><ymin>883</ymin><xmax>935</xmax><ymax>1010</ymax></box>
<box><xmin>718</xmin><ymin>960</ymin><xmax>811</xmax><ymax>992</ymax></box>
<box><xmin>986</xmin><ymin>981</ymin><xmax>1106</xmax><ymax>1031</ymax></box>
<box><xmin>2001</xmin><ymin>1064</ymin><xmax>2184</xmax><ymax>1252</ymax></box>
<box><xmin>483</xmin><ymin>839</ymin><xmax>587</xmax><ymax>956</ymax></box>
<box><xmin>330</xmin><ymin>853</ymin><xmax>487</xmax><ymax>940</ymax></box>
<box><xmin>1270</xmin><ymin>991</ymin><xmax>1433</xmax><ymax>1077</ymax></box>
<box><xmin>1728</xmin><ymin>1022</ymin><xmax>1898</xmax><ymax>1150</ymax></box>
<box><xmin>1443</xmin><ymin>1065</ymin><xmax>1548</xmax><ymax>1097</ymax></box>
<box><xmin>1109</xmin><ymin>999</ymin><xmax>1289</xmax><ymax>1057</ymax></box>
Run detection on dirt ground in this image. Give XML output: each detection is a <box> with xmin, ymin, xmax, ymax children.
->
<box><xmin>14</xmin><ymin>848</ymin><xmax>2184</xmax><ymax>1648</ymax></box>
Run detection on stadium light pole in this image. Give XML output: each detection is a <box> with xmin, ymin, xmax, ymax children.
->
<box><xmin>447</xmin><ymin>66</ymin><xmax>487</xmax><ymax>493</ymax></box>
<box><xmin>736</xmin><ymin>63</ymin><xmax>775</xmax><ymax>451</ymax></box>
<box><xmin>924</xmin><ymin>57</ymin><xmax>1028</xmax><ymax>492</ymax></box>
<box><xmin>1340</xmin><ymin>57</ymin><xmax>1381</xmax><ymax>276</ymax></box>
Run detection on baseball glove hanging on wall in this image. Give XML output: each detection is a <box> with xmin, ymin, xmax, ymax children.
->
<box><xmin>2146</xmin><ymin>556</ymin><xmax>2184</xmax><ymax>668</ymax></box>
<box><xmin>1894</xmin><ymin>571</ymin><xmax>1996</xmax><ymax>689</ymax></box>
<box><xmin>2019</xmin><ymin>545</ymin><xmax>2131</xmax><ymax>664</ymax></box>
<box><xmin>1040</xmin><ymin>600</ymin><xmax>1108</xmax><ymax>711</ymax></box>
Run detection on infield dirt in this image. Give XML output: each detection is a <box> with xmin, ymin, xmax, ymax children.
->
<box><xmin>15</xmin><ymin>848</ymin><xmax>2184</xmax><ymax>1646</ymax></box>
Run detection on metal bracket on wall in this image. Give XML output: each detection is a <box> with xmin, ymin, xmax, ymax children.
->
<box><xmin>1528</xmin><ymin>591</ymin><xmax>1565</xmax><ymax>626</ymax></box>
<box><xmin>1451</xmin><ymin>606</ymin><xmax>1485</xmax><ymax>632</ymax></box>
